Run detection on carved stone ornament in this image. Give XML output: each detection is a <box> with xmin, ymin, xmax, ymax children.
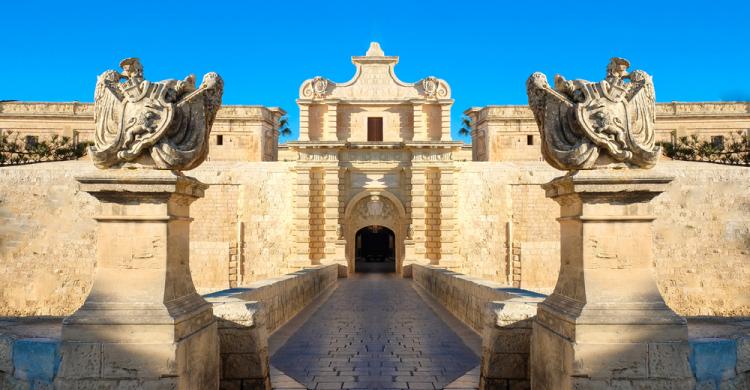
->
<box><xmin>90</xmin><ymin>58</ymin><xmax>223</xmax><ymax>170</ymax></box>
<box><xmin>422</xmin><ymin>76</ymin><xmax>438</xmax><ymax>98</ymax></box>
<box><xmin>356</xmin><ymin>195</ymin><xmax>394</xmax><ymax>219</ymax></box>
<box><xmin>526</xmin><ymin>57</ymin><xmax>660</xmax><ymax>170</ymax></box>
<box><xmin>421</xmin><ymin>76</ymin><xmax>448</xmax><ymax>99</ymax></box>
<box><xmin>312</xmin><ymin>76</ymin><xmax>329</xmax><ymax>99</ymax></box>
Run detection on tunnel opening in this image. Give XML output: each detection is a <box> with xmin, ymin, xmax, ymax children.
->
<box><xmin>355</xmin><ymin>225</ymin><xmax>396</xmax><ymax>273</ymax></box>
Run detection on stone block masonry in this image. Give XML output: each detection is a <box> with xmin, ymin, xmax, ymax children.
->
<box><xmin>205</xmin><ymin>264</ymin><xmax>339</xmax><ymax>389</ymax></box>
<box><xmin>0</xmin><ymin>160</ymin><xmax>748</xmax><ymax>318</ymax></box>
<box><xmin>0</xmin><ymin>161</ymin><xmax>295</xmax><ymax>317</ymax></box>
<box><xmin>424</xmin><ymin>168</ymin><xmax>442</xmax><ymax>261</ymax></box>
<box><xmin>454</xmin><ymin>161</ymin><xmax>750</xmax><ymax>317</ymax></box>
<box><xmin>411</xmin><ymin>264</ymin><xmax>545</xmax><ymax>389</ymax></box>
<box><xmin>0</xmin><ymin>265</ymin><xmax>339</xmax><ymax>389</ymax></box>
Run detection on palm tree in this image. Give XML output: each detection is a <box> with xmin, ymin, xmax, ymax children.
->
<box><xmin>458</xmin><ymin>116</ymin><xmax>472</xmax><ymax>138</ymax></box>
<box><xmin>278</xmin><ymin>116</ymin><xmax>292</xmax><ymax>139</ymax></box>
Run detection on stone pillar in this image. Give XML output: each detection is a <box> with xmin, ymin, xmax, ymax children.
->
<box><xmin>298</xmin><ymin>104</ymin><xmax>310</xmax><ymax>141</ymax></box>
<box><xmin>412</xmin><ymin>102</ymin><xmax>427</xmax><ymax>141</ymax></box>
<box><xmin>290</xmin><ymin>167</ymin><xmax>312</xmax><ymax>270</ymax></box>
<box><xmin>440</xmin><ymin>103</ymin><xmax>452</xmax><ymax>141</ymax></box>
<box><xmin>322</xmin><ymin>165</ymin><xmax>342</xmax><ymax>266</ymax></box>
<box><xmin>530</xmin><ymin>170</ymin><xmax>693</xmax><ymax>389</ymax></box>
<box><xmin>56</xmin><ymin>170</ymin><xmax>219</xmax><ymax>389</ymax></box>
<box><xmin>438</xmin><ymin>166</ymin><xmax>458</xmax><ymax>268</ymax></box>
<box><xmin>409</xmin><ymin>166</ymin><xmax>428</xmax><ymax>266</ymax></box>
<box><xmin>324</xmin><ymin>101</ymin><xmax>339</xmax><ymax>141</ymax></box>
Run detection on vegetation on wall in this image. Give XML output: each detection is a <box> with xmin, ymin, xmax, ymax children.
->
<box><xmin>458</xmin><ymin>116</ymin><xmax>472</xmax><ymax>138</ymax></box>
<box><xmin>0</xmin><ymin>131</ymin><xmax>90</xmax><ymax>166</ymax></box>
<box><xmin>278</xmin><ymin>116</ymin><xmax>292</xmax><ymax>140</ymax></box>
<box><xmin>658</xmin><ymin>131</ymin><xmax>749</xmax><ymax>166</ymax></box>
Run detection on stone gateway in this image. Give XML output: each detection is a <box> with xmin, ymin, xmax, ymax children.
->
<box><xmin>0</xmin><ymin>43</ymin><xmax>748</xmax><ymax>390</ymax></box>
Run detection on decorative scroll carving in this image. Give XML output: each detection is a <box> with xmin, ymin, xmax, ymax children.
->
<box><xmin>296</xmin><ymin>43</ymin><xmax>452</xmax><ymax>102</ymax></box>
<box><xmin>312</xmin><ymin>76</ymin><xmax>329</xmax><ymax>98</ymax></box>
<box><xmin>422</xmin><ymin>77</ymin><xmax>438</xmax><ymax>98</ymax></box>
<box><xmin>300</xmin><ymin>76</ymin><xmax>330</xmax><ymax>100</ymax></box>
<box><xmin>421</xmin><ymin>76</ymin><xmax>449</xmax><ymax>99</ymax></box>
<box><xmin>90</xmin><ymin>58</ymin><xmax>223</xmax><ymax>170</ymax></box>
<box><xmin>526</xmin><ymin>57</ymin><xmax>660</xmax><ymax>170</ymax></box>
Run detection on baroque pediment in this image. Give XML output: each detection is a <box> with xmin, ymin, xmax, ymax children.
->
<box><xmin>298</xmin><ymin>42</ymin><xmax>450</xmax><ymax>103</ymax></box>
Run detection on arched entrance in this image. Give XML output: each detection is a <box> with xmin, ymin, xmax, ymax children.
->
<box><xmin>343</xmin><ymin>190</ymin><xmax>407</xmax><ymax>275</ymax></box>
<box><xmin>355</xmin><ymin>226</ymin><xmax>396</xmax><ymax>273</ymax></box>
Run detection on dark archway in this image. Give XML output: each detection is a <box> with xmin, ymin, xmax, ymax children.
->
<box><xmin>355</xmin><ymin>226</ymin><xmax>396</xmax><ymax>273</ymax></box>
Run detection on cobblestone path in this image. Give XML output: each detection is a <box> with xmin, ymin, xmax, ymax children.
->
<box><xmin>270</xmin><ymin>274</ymin><xmax>479</xmax><ymax>390</ymax></box>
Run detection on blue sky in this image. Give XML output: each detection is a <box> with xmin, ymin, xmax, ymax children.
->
<box><xmin>2</xmin><ymin>0</ymin><xmax>748</xmax><ymax>141</ymax></box>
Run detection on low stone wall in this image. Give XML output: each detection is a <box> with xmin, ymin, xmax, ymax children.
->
<box><xmin>412</xmin><ymin>264</ymin><xmax>544</xmax><ymax>333</ymax></box>
<box><xmin>412</xmin><ymin>265</ymin><xmax>750</xmax><ymax>390</ymax></box>
<box><xmin>204</xmin><ymin>264</ymin><xmax>338</xmax><ymax>389</ymax></box>
<box><xmin>412</xmin><ymin>264</ymin><xmax>545</xmax><ymax>388</ymax></box>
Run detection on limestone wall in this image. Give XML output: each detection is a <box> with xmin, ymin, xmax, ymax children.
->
<box><xmin>454</xmin><ymin>161</ymin><xmax>750</xmax><ymax>316</ymax></box>
<box><xmin>412</xmin><ymin>264</ymin><xmax>543</xmax><ymax>333</ymax></box>
<box><xmin>205</xmin><ymin>264</ymin><xmax>338</xmax><ymax>334</ymax></box>
<box><xmin>0</xmin><ymin>102</ymin><xmax>284</xmax><ymax>162</ymax></box>
<box><xmin>0</xmin><ymin>161</ymin><xmax>295</xmax><ymax>316</ymax></box>
<box><xmin>1</xmin><ymin>159</ymin><xmax>748</xmax><ymax>317</ymax></box>
<box><xmin>0</xmin><ymin>164</ymin><xmax>97</xmax><ymax>316</ymax></box>
<box><xmin>467</xmin><ymin>102</ymin><xmax>750</xmax><ymax>162</ymax></box>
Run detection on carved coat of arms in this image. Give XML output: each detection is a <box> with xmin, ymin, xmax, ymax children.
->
<box><xmin>90</xmin><ymin>58</ymin><xmax>223</xmax><ymax>170</ymax></box>
<box><xmin>526</xmin><ymin>57</ymin><xmax>660</xmax><ymax>170</ymax></box>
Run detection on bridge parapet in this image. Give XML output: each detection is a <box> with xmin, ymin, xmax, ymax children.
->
<box><xmin>411</xmin><ymin>263</ymin><xmax>545</xmax><ymax>389</ymax></box>
<box><xmin>204</xmin><ymin>264</ymin><xmax>338</xmax><ymax>389</ymax></box>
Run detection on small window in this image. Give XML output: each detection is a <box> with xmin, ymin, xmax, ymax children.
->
<box><xmin>25</xmin><ymin>135</ymin><xmax>38</xmax><ymax>148</ymax></box>
<box><xmin>367</xmin><ymin>117</ymin><xmax>383</xmax><ymax>142</ymax></box>
<box><xmin>711</xmin><ymin>135</ymin><xmax>724</xmax><ymax>149</ymax></box>
<box><xmin>216</xmin><ymin>134</ymin><xmax>224</xmax><ymax>145</ymax></box>
<box><xmin>527</xmin><ymin>134</ymin><xmax>534</xmax><ymax>146</ymax></box>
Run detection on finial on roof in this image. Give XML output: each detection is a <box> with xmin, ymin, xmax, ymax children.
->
<box><xmin>366</xmin><ymin>42</ymin><xmax>385</xmax><ymax>56</ymax></box>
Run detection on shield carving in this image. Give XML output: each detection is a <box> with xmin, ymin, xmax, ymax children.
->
<box><xmin>116</xmin><ymin>82</ymin><xmax>175</xmax><ymax>161</ymax></box>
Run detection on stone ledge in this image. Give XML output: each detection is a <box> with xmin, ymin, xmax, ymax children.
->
<box><xmin>204</xmin><ymin>264</ymin><xmax>338</xmax><ymax>390</ymax></box>
<box><xmin>411</xmin><ymin>264</ymin><xmax>545</xmax><ymax>389</ymax></box>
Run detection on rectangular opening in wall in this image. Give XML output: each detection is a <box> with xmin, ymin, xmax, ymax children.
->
<box><xmin>367</xmin><ymin>117</ymin><xmax>383</xmax><ymax>142</ymax></box>
<box><xmin>527</xmin><ymin>134</ymin><xmax>534</xmax><ymax>145</ymax></box>
<box><xmin>25</xmin><ymin>135</ymin><xmax>38</xmax><ymax>148</ymax></box>
<box><xmin>711</xmin><ymin>135</ymin><xmax>724</xmax><ymax>149</ymax></box>
<box><xmin>216</xmin><ymin>134</ymin><xmax>223</xmax><ymax>145</ymax></box>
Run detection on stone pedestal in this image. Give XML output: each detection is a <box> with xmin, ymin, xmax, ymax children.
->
<box><xmin>530</xmin><ymin>170</ymin><xmax>693</xmax><ymax>389</ymax></box>
<box><xmin>56</xmin><ymin>170</ymin><xmax>219</xmax><ymax>389</ymax></box>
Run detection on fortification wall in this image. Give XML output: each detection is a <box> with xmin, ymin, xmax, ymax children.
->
<box><xmin>1</xmin><ymin>160</ymin><xmax>747</xmax><ymax>317</ymax></box>
<box><xmin>455</xmin><ymin>161</ymin><xmax>750</xmax><ymax>316</ymax></box>
<box><xmin>0</xmin><ymin>161</ymin><xmax>295</xmax><ymax>316</ymax></box>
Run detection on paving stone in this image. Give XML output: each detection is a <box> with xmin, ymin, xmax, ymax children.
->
<box><xmin>271</xmin><ymin>274</ymin><xmax>479</xmax><ymax>389</ymax></box>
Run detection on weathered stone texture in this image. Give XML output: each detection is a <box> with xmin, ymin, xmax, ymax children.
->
<box><xmin>1</xmin><ymin>160</ymin><xmax>748</xmax><ymax>317</ymax></box>
<box><xmin>453</xmin><ymin>161</ymin><xmax>750</xmax><ymax>317</ymax></box>
<box><xmin>0</xmin><ymin>161</ymin><xmax>295</xmax><ymax>316</ymax></box>
<box><xmin>206</xmin><ymin>264</ymin><xmax>338</xmax><ymax>390</ymax></box>
<box><xmin>0</xmin><ymin>163</ymin><xmax>97</xmax><ymax>316</ymax></box>
<box><xmin>454</xmin><ymin>164</ymin><xmax>511</xmax><ymax>280</ymax></box>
